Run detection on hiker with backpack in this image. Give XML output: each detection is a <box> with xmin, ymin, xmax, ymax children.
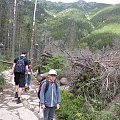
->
<box><xmin>40</xmin><ymin>69</ymin><xmax>61</xmax><ymax>120</ymax></box>
<box><xmin>10</xmin><ymin>50</ymin><xmax>29</xmax><ymax>104</ymax></box>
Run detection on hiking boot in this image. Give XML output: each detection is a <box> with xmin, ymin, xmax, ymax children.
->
<box><xmin>25</xmin><ymin>87</ymin><xmax>27</xmax><ymax>92</ymax></box>
<box><xmin>25</xmin><ymin>86</ymin><xmax>29</xmax><ymax>92</ymax></box>
<box><xmin>27</xmin><ymin>86</ymin><xmax>30</xmax><ymax>90</ymax></box>
<box><xmin>17</xmin><ymin>99</ymin><xmax>22</xmax><ymax>104</ymax></box>
<box><xmin>15</xmin><ymin>92</ymin><xmax>18</xmax><ymax>98</ymax></box>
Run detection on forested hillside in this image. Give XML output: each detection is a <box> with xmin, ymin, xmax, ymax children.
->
<box><xmin>79</xmin><ymin>4</ymin><xmax>120</xmax><ymax>50</ymax></box>
<box><xmin>0</xmin><ymin>0</ymin><xmax>120</xmax><ymax>120</ymax></box>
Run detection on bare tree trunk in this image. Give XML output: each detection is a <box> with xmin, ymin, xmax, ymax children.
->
<box><xmin>7</xmin><ymin>0</ymin><xmax>13</xmax><ymax>55</ymax></box>
<box><xmin>30</xmin><ymin>0</ymin><xmax>37</xmax><ymax>64</ymax></box>
<box><xmin>12</xmin><ymin>0</ymin><xmax>17</xmax><ymax>61</ymax></box>
<box><xmin>18</xmin><ymin>0</ymin><xmax>24</xmax><ymax>55</ymax></box>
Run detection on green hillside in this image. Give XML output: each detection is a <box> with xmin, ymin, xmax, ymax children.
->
<box><xmin>80</xmin><ymin>23</ymin><xmax>120</xmax><ymax>50</ymax></box>
<box><xmin>25</xmin><ymin>1</ymin><xmax>120</xmax><ymax>51</ymax></box>
<box><xmin>90</xmin><ymin>4</ymin><xmax>120</xmax><ymax>27</ymax></box>
<box><xmin>94</xmin><ymin>23</ymin><xmax>120</xmax><ymax>35</ymax></box>
<box><xmin>41</xmin><ymin>8</ymin><xmax>93</xmax><ymax>41</ymax></box>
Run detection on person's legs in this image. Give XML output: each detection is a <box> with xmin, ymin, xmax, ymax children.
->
<box><xmin>17</xmin><ymin>74</ymin><xmax>25</xmax><ymax>104</ymax></box>
<box><xmin>43</xmin><ymin>107</ymin><xmax>50</xmax><ymax>120</ymax></box>
<box><xmin>25</xmin><ymin>76</ymin><xmax>28</xmax><ymax>91</ymax></box>
<box><xmin>27</xmin><ymin>74</ymin><xmax>31</xmax><ymax>86</ymax></box>
<box><xmin>15</xmin><ymin>85</ymin><xmax>19</xmax><ymax>93</ymax></box>
<box><xmin>25</xmin><ymin>77</ymin><xmax>28</xmax><ymax>86</ymax></box>
<box><xmin>17</xmin><ymin>88</ymin><xmax>22</xmax><ymax>103</ymax></box>
<box><xmin>15</xmin><ymin>85</ymin><xmax>19</xmax><ymax>98</ymax></box>
<box><xmin>18</xmin><ymin>88</ymin><xmax>23</xmax><ymax>97</ymax></box>
<box><xmin>14</xmin><ymin>73</ymin><xmax>19</xmax><ymax>98</ymax></box>
<box><xmin>48</xmin><ymin>107</ymin><xmax>55</xmax><ymax>120</ymax></box>
<box><xmin>25</xmin><ymin>74</ymin><xmax>31</xmax><ymax>91</ymax></box>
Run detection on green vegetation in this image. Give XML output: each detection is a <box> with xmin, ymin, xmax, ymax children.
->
<box><xmin>0</xmin><ymin>62</ymin><xmax>10</xmax><ymax>73</ymax></box>
<box><xmin>0</xmin><ymin>75</ymin><xmax>5</xmax><ymax>87</ymax></box>
<box><xmin>56</xmin><ymin>8</ymin><xmax>86</xmax><ymax>21</ymax></box>
<box><xmin>114</xmin><ymin>102</ymin><xmax>120</xmax><ymax>116</ymax></box>
<box><xmin>42</xmin><ymin>8</ymin><xmax>93</xmax><ymax>41</ymax></box>
<box><xmin>94</xmin><ymin>23</ymin><xmax>120</xmax><ymax>35</ymax></box>
<box><xmin>56</xmin><ymin>90</ymin><xmax>85</xmax><ymax>120</ymax></box>
<box><xmin>1</xmin><ymin>0</ymin><xmax>119</xmax><ymax>53</ymax></box>
<box><xmin>56</xmin><ymin>90</ymin><xmax>119</xmax><ymax>120</ymax></box>
<box><xmin>41</xmin><ymin>54</ymin><xmax>66</xmax><ymax>74</ymax></box>
<box><xmin>40</xmin><ymin>5</ymin><xmax>120</xmax><ymax>50</ymax></box>
<box><xmin>91</xmin><ymin>4</ymin><xmax>120</xmax><ymax>27</ymax></box>
<box><xmin>0</xmin><ymin>62</ymin><xmax>8</xmax><ymax>87</ymax></box>
<box><xmin>79</xmin><ymin>23</ymin><xmax>120</xmax><ymax>50</ymax></box>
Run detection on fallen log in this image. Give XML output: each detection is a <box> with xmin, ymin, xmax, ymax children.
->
<box><xmin>0</xmin><ymin>60</ymin><xmax>12</xmax><ymax>64</ymax></box>
<box><xmin>36</xmin><ymin>72</ymin><xmax>48</xmax><ymax>82</ymax></box>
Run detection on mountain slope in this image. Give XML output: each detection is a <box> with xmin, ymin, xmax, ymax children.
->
<box><xmin>91</xmin><ymin>4</ymin><xmax>120</xmax><ymax>28</ymax></box>
<box><xmin>38</xmin><ymin>0</ymin><xmax>111</xmax><ymax>13</ymax></box>
<box><xmin>41</xmin><ymin>8</ymin><xmax>93</xmax><ymax>46</ymax></box>
<box><xmin>80</xmin><ymin>23</ymin><xmax>120</xmax><ymax>50</ymax></box>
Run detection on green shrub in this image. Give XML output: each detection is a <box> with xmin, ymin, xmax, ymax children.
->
<box><xmin>0</xmin><ymin>62</ymin><xmax>9</xmax><ymax>87</ymax></box>
<box><xmin>85</xmin><ymin>111</ymin><xmax>119</xmax><ymax>120</ymax></box>
<box><xmin>56</xmin><ymin>90</ymin><xmax>85</xmax><ymax>120</ymax></box>
<box><xmin>56</xmin><ymin>90</ymin><xmax>119</xmax><ymax>120</ymax></box>
<box><xmin>114</xmin><ymin>102</ymin><xmax>120</xmax><ymax>117</ymax></box>
<box><xmin>42</xmin><ymin>54</ymin><xmax>66</xmax><ymax>73</ymax></box>
<box><xmin>0</xmin><ymin>62</ymin><xmax>11</xmax><ymax>72</ymax></box>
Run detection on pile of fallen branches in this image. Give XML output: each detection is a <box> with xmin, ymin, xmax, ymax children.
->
<box><xmin>65</xmin><ymin>49</ymin><xmax>120</xmax><ymax>108</ymax></box>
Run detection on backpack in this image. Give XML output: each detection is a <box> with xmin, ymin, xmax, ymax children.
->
<box><xmin>15</xmin><ymin>57</ymin><xmax>25</xmax><ymax>73</ymax></box>
<box><xmin>37</xmin><ymin>80</ymin><xmax>58</xmax><ymax>99</ymax></box>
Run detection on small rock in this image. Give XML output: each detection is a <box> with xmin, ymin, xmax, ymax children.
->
<box><xmin>60</xmin><ymin>77</ymin><xmax>68</xmax><ymax>85</ymax></box>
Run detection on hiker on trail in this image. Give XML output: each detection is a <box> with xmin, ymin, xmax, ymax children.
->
<box><xmin>10</xmin><ymin>51</ymin><xmax>29</xmax><ymax>104</ymax></box>
<box><xmin>40</xmin><ymin>69</ymin><xmax>61</xmax><ymax>120</ymax></box>
<box><xmin>25</xmin><ymin>60</ymin><xmax>33</xmax><ymax>91</ymax></box>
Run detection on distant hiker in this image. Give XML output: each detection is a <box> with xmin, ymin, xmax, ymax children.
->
<box><xmin>40</xmin><ymin>69</ymin><xmax>61</xmax><ymax>120</ymax></box>
<box><xmin>10</xmin><ymin>50</ymin><xmax>29</xmax><ymax>104</ymax></box>
<box><xmin>25</xmin><ymin>60</ymin><xmax>33</xmax><ymax>91</ymax></box>
<box><xmin>36</xmin><ymin>66</ymin><xmax>43</xmax><ymax>82</ymax></box>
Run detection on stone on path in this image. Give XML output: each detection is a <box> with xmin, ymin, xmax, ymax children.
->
<box><xmin>17</xmin><ymin>107</ymin><xmax>38</xmax><ymax>120</ymax></box>
<box><xmin>0</xmin><ymin>109</ymin><xmax>19</xmax><ymax>120</ymax></box>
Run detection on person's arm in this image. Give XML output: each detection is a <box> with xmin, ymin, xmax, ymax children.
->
<box><xmin>40</xmin><ymin>82</ymin><xmax>46</xmax><ymax>109</ymax></box>
<box><xmin>25</xmin><ymin>58</ymin><xmax>29</xmax><ymax>77</ymax></box>
<box><xmin>30</xmin><ymin>65</ymin><xmax>34</xmax><ymax>74</ymax></box>
<box><xmin>26</xmin><ymin>65</ymin><xmax>29</xmax><ymax>74</ymax></box>
<box><xmin>10</xmin><ymin>58</ymin><xmax>17</xmax><ymax>75</ymax></box>
<box><xmin>10</xmin><ymin>63</ymin><xmax>16</xmax><ymax>75</ymax></box>
<box><xmin>25</xmin><ymin>65</ymin><xmax>29</xmax><ymax>79</ymax></box>
<box><xmin>9</xmin><ymin>63</ymin><xmax>16</xmax><ymax>80</ymax></box>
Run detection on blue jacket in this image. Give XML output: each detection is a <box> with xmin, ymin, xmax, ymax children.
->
<box><xmin>40</xmin><ymin>80</ymin><xmax>61</xmax><ymax>107</ymax></box>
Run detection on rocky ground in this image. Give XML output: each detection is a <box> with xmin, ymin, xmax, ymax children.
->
<box><xmin>0</xmin><ymin>70</ymin><xmax>44</xmax><ymax>120</ymax></box>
